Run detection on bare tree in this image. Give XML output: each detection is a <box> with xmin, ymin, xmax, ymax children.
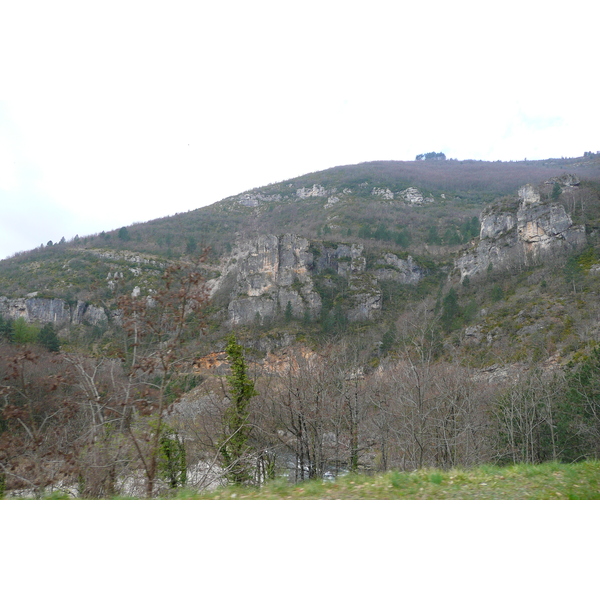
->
<box><xmin>0</xmin><ymin>348</ymin><xmax>81</xmax><ymax>496</ymax></box>
<box><xmin>65</xmin><ymin>355</ymin><xmax>134</xmax><ymax>497</ymax></box>
<box><xmin>368</xmin><ymin>306</ymin><xmax>494</xmax><ymax>471</ymax></box>
<box><xmin>115</xmin><ymin>258</ymin><xmax>209</xmax><ymax>497</ymax></box>
<box><xmin>491</xmin><ymin>370</ymin><xmax>563</xmax><ymax>465</ymax></box>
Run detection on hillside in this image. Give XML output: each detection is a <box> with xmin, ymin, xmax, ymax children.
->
<box><xmin>2</xmin><ymin>154</ymin><xmax>600</xmax><ymax>498</ymax></box>
<box><xmin>0</xmin><ymin>157</ymin><xmax>596</xmax><ymax>303</ymax></box>
<box><xmin>2</xmin><ymin>155</ymin><xmax>600</xmax><ymax>355</ymax></box>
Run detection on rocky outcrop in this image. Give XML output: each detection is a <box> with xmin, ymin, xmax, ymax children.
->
<box><xmin>455</xmin><ymin>183</ymin><xmax>586</xmax><ymax>281</ymax></box>
<box><xmin>212</xmin><ymin>234</ymin><xmax>321</xmax><ymax>326</ymax></box>
<box><xmin>237</xmin><ymin>192</ymin><xmax>283</xmax><ymax>207</ymax></box>
<box><xmin>480</xmin><ymin>211</ymin><xmax>516</xmax><ymax>240</ymax></box>
<box><xmin>296</xmin><ymin>184</ymin><xmax>328</xmax><ymax>199</ymax></box>
<box><xmin>211</xmin><ymin>234</ymin><xmax>426</xmax><ymax>326</ymax></box>
<box><xmin>372</xmin><ymin>187</ymin><xmax>394</xmax><ymax>200</ymax></box>
<box><xmin>372</xmin><ymin>254</ymin><xmax>425</xmax><ymax>284</ymax></box>
<box><xmin>400</xmin><ymin>187</ymin><xmax>434</xmax><ymax>204</ymax></box>
<box><xmin>346</xmin><ymin>274</ymin><xmax>381</xmax><ymax>321</ymax></box>
<box><xmin>82</xmin><ymin>249</ymin><xmax>163</xmax><ymax>266</ymax></box>
<box><xmin>0</xmin><ymin>296</ymin><xmax>107</xmax><ymax>326</ymax></box>
<box><xmin>230</xmin><ymin>182</ymin><xmax>439</xmax><ymax>209</ymax></box>
<box><xmin>544</xmin><ymin>173</ymin><xmax>580</xmax><ymax>187</ymax></box>
<box><xmin>234</xmin><ymin>184</ymin><xmax>338</xmax><ymax>207</ymax></box>
<box><xmin>313</xmin><ymin>243</ymin><xmax>365</xmax><ymax>276</ymax></box>
<box><xmin>310</xmin><ymin>242</ymin><xmax>381</xmax><ymax>321</ymax></box>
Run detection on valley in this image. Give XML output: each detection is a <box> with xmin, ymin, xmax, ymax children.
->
<box><xmin>2</xmin><ymin>154</ymin><xmax>600</xmax><ymax>498</ymax></box>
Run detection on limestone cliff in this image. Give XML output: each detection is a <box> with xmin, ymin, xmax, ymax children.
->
<box><xmin>212</xmin><ymin>234</ymin><xmax>321</xmax><ymax>326</ymax></box>
<box><xmin>372</xmin><ymin>254</ymin><xmax>425</xmax><ymax>284</ymax></box>
<box><xmin>210</xmin><ymin>234</ymin><xmax>425</xmax><ymax>326</ymax></box>
<box><xmin>0</xmin><ymin>295</ymin><xmax>107</xmax><ymax>326</ymax></box>
<box><xmin>455</xmin><ymin>181</ymin><xmax>586</xmax><ymax>281</ymax></box>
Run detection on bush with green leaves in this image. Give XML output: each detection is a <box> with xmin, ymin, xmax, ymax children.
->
<box><xmin>12</xmin><ymin>317</ymin><xmax>39</xmax><ymax>345</ymax></box>
<box><xmin>219</xmin><ymin>334</ymin><xmax>258</xmax><ymax>485</ymax></box>
<box><xmin>158</xmin><ymin>425</ymin><xmax>187</xmax><ymax>489</ymax></box>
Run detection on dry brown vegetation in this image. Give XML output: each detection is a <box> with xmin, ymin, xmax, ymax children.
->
<box><xmin>3</xmin><ymin>156</ymin><xmax>600</xmax><ymax>497</ymax></box>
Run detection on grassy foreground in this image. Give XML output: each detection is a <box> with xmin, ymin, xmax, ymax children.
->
<box><xmin>175</xmin><ymin>461</ymin><xmax>600</xmax><ymax>500</ymax></box>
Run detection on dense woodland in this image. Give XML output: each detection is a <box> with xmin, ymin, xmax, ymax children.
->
<box><xmin>2</xmin><ymin>155</ymin><xmax>600</xmax><ymax>498</ymax></box>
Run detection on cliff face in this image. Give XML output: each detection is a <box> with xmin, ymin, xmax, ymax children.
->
<box><xmin>0</xmin><ymin>296</ymin><xmax>107</xmax><ymax>326</ymax></box>
<box><xmin>215</xmin><ymin>234</ymin><xmax>321</xmax><ymax>326</ymax></box>
<box><xmin>210</xmin><ymin>234</ymin><xmax>425</xmax><ymax>326</ymax></box>
<box><xmin>231</xmin><ymin>182</ymin><xmax>435</xmax><ymax>208</ymax></box>
<box><xmin>455</xmin><ymin>182</ymin><xmax>586</xmax><ymax>281</ymax></box>
<box><xmin>0</xmin><ymin>233</ymin><xmax>425</xmax><ymax>331</ymax></box>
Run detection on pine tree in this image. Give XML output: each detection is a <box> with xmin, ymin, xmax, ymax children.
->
<box><xmin>39</xmin><ymin>323</ymin><xmax>60</xmax><ymax>352</ymax></box>
<box><xmin>284</xmin><ymin>300</ymin><xmax>293</xmax><ymax>323</ymax></box>
<box><xmin>441</xmin><ymin>288</ymin><xmax>461</xmax><ymax>332</ymax></box>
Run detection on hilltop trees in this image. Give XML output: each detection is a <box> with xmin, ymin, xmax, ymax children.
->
<box><xmin>416</xmin><ymin>152</ymin><xmax>446</xmax><ymax>161</ymax></box>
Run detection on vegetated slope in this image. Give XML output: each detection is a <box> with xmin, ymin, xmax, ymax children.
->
<box><xmin>2</xmin><ymin>155</ymin><xmax>600</xmax><ymax>365</ymax></box>
<box><xmin>2</xmin><ymin>155</ymin><xmax>600</xmax><ymax>297</ymax></box>
<box><xmin>3</xmin><ymin>155</ymin><xmax>600</xmax><ymax>499</ymax></box>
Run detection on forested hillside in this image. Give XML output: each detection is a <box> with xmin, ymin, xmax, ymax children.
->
<box><xmin>2</xmin><ymin>154</ymin><xmax>600</xmax><ymax>498</ymax></box>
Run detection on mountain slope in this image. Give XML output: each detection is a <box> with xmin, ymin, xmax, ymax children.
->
<box><xmin>3</xmin><ymin>155</ymin><xmax>600</xmax><ymax>299</ymax></box>
<box><xmin>1</xmin><ymin>155</ymin><xmax>600</xmax><ymax>352</ymax></box>
<box><xmin>4</xmin><ymin>154</ymin><xmax>600</xmax><ymax>497</ymax></box>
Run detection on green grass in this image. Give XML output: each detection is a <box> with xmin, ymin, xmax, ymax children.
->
<box><xmin>17</xmin><ymin>460</ymin><xmax>599</xmax><ymax>500</ymax></box>
<box><xmin>173</xmin><ymin>460</ymin><xmax>600</xmax><ymax>500</ymax></box>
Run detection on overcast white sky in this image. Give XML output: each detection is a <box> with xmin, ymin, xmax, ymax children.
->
<box><xmin>1</xmin><ymin>0</ymin><xmax>598</xmax><ymax>260</ymax></box>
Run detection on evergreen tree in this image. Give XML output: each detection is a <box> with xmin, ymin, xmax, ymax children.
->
<box><xmin>284</xmin><ymin>300</ymin><xmax>293</xmax><ymax>323</ymax></box>
<box><xmin>444</xmin><ymin>227</ymin><xmax>462</xmax><ymax>245</ymax></box>
<box><xmin>185</xmin><ymin>237</ymin><xmax>198</xmax><ymax>254</ymax></box>
<box><xmin>39</xmin><ymin>323</ymin><xmax>60</xmax><ymax>352</ymax></box>
<box><xmin>374</xmin><ymin>224</ymin><xmax>391</xmax><ymax>241</ymax></box>
<box><xmin>358</xmin><ymin>224</ymin><xmax>372</xmax><ymax>239</ymax></box>
<box><xmin>564</xmin><ymin>254</ymin><xmax>584</xmax><ymax>293</ymax></box>
<box><xmin>118</xmin><ymin>226</ymin><xmax>130</xmax><ymax>242</ymax></box>
<box><xmin>381</xmin><ymin>326</ymin><xmax>396</xmax><ymax>355</ymax></box>
<box><xmin>395</xmin><ymin>230</ymin><xmax>411</xmax><ymax>248</ymax></box>
<box><xmin>440</xmin><ymin>288</ymin><xmax>461</xmax><ymax>332</ymax></box>
<box><xmin>552</xmin><ymin>182</ymin><xmax>562</xmax><ymax>201</ymax></box>
<box><xmin>491</xmin><ymin>284</ymin><xmax>504</xmax><ymax>302</ymax></box>
<box><xmin>302</xmin><ymin>307</ymin><xmax>311</xmax><ymax>326</ymax></box>
<box><xmin>427</xmin><ymin>225</ymin><xmax>441</xmax><ymax>245</ymax></box>
<box><xmin>0</xmin><ymin>314</ymin><xmax>10</xmax><ymax>341</ymax></box>
<box><xmin>416</xmin><ymin>151</ymin><xmax>446</xmax><ymax>160</ymax></box>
